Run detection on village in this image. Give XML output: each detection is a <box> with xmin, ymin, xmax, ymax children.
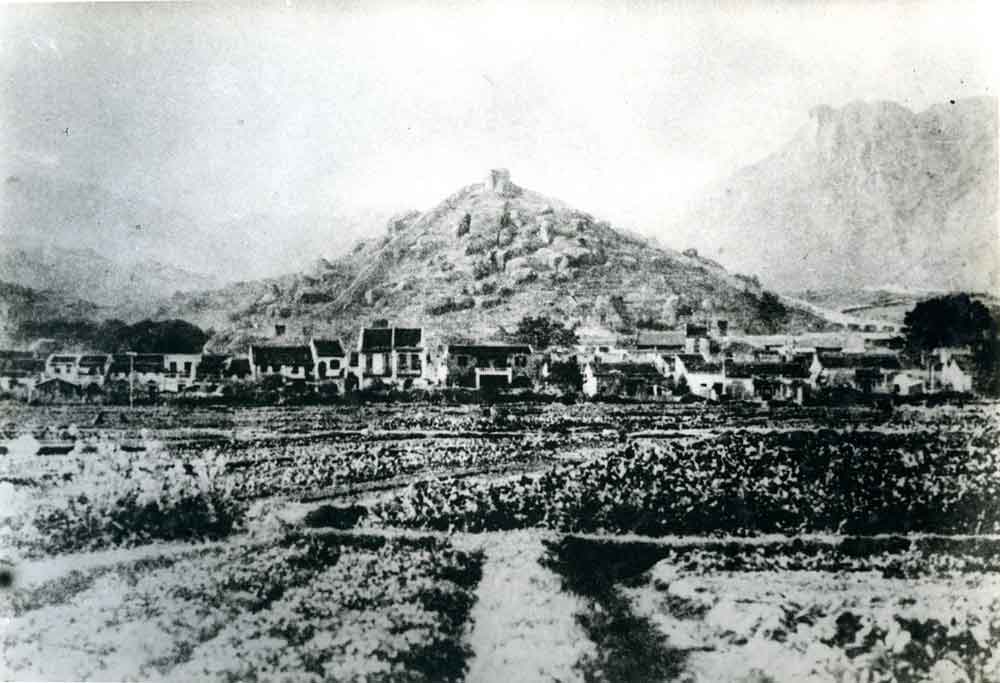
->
<box><xmin>0</xmin><ymin>314</ymin><xmax>977</xmax><ymax>405</ymax></box>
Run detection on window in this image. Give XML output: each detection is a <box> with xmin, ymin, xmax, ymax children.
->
<box><xmin>169</xmin><ymin>362</ymin><xmax>177</xmax><ymax>374</ymax></box>
<box><xmin>411</xmin><ymin>353</ymin><xmax>422</xmax><ymax>371</ymax></box>
<box><xmin>54</xmin><ymin>367</ymin><xmax>60</xmax><ymax>374</ymax></box>
<box><xmin>365</xmin><ymin>354</ymin><xmax>373</xmax><ymax>372</ymax></box>
<box><xmin>183</xmin><ymin>362</ymin><xmax>192</xmax><ymax>376</ymax></box>
<box><xmin>398</xmin><ymin>353</ymin><xmax>409</xmax><ymax>370</ymax></box>
<box><xmin>329</xmin><ymin>359</ymin><xmax>340</xmax><ymax>370</ymax></box>
<box><xmin>350</xmin><ymin>352</ymin><xmax>359</xmax><ymax>367</ymax></box>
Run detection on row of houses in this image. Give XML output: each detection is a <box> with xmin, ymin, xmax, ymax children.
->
<box><xmin>0</xmin><ymin>320</ymin><xmax>979</xmax><ymax>402</ymax></box>
<box><xmin>0</xmin><ymin>325</ymin><xmax>534</xmax><ymax>399</ymax></box>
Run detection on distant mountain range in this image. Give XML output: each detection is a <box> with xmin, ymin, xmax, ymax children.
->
<box><xmin>156</xmin><ymin>169</ymin><xmax>831</xmax><ymax>351</ymax></box>
<box><xmin>0</xmin><ymin>241</ymin><xmax>219</xmax><ymax>318</ymax></box>
<box><xmin>5</xmin><ymin>96</ymin><xmax>994</xmax><ymax>346</ymax></box>
<box><xmin>790</xmin><ymin>286</ymin><xmax>1000</xmax><ymax>327</ymax></box>
<box><xmin>0</xmin><ymin>171</ymin><xmax>366</xmax><ymax>310</ymax></box>
<box><xmin>679</xmin><ymin>97</ymin><xmax>998</xmax><ymax>292</ymax></box>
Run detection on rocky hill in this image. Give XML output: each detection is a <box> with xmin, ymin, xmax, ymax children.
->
<box><xmin>158</xmin><ymin>170</ymin><xmax>832</xmax><ymax>351</ymax></box>
<box><xmin>678</xmin><ymin>97</ymin><xmax>998</xmax><ymax>292</ymax></box>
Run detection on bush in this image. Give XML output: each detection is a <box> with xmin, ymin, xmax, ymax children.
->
<box><xmin>472</xmin><ymin>258</ymin><xmax>494</xmax><ymax>280</ymax></box>
<box><xmin>2</xmin><ymin>440</ymin><xmax>244</xmax><ymax>557</ymax></box>
<box><xmin>425</xmin><ymin>296</ymin><xmax>476</xmax><ymax>316</ymax></box>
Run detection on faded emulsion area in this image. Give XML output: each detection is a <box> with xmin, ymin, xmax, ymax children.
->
<box><xmin>1</xmin><ymin>2</ymin><xmax>998</xmax><ymax>682</ymax></box>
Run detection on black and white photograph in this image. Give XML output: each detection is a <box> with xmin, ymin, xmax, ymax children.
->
<box><xmin>0</xmin><ymin>1</ymin><xmax>998</xmax><ymax>681</ymax></box>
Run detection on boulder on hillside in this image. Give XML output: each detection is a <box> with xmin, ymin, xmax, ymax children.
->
<box><xmin>425</xmin><ymin>295</ymin><xmax>475</xmax><ymax>316</ymax></box>
<box><xmin>388</xmin><ymin>210</ymin><xmax>420</xmax><ymax>234</ymax></box>
<box><xmin>509</xmin><ymin>266</ymin><xmax>537</xmax><ymax>285</ymax></box>
<box><xmin>299</xmin><ymin>290</ymin><xmax>333</xmax><ymax>304</ymax></box>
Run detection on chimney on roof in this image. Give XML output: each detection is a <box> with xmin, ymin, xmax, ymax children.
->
<box><xmin>274</xmin><ymin>324</ymin><xmax>286</xmax><ymax>337</ymax></box>
<box><xmin>485</xmin><ymin>168</ymin><xmax>511</xmax><ymax>195</ymax></box>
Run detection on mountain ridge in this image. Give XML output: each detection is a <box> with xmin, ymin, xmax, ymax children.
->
<box><xmin>678</xmin><ymin>96</ymin><xmax>998</xmax><ymax>292</ymax></box>
<box><xmin>0</xmin><ymin>240</ymin><xmax>220</xmax><ymax>318</ymax></box>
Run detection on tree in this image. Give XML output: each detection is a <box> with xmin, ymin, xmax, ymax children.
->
<box><xmin>508</xmin><ymin>315</ymin><xmax>579</xmax><ymax>350</ymax></box>
<box><xmin>756</xmin><ymin>291</ymin><xmax>789</xmax><ymax>334</ymax></box>
<box><xmin>545</xmin><ymin>359</ymin><xmax>583</xmax><ymax>393</ymax></box>
<box><xmin>673</xmin><ymin>375</ymin><xmax>690</xmax><ymax>396</ymax></box>
<box><xmin>904</xmin><ymin>294</ymin><xmax>998</xmax><ymax>395</ymax></box>
<box><xmin>106</xmin><ymin>319</ymin><xmax>210</xmax><ymax>353</ymax></box>
<box><xmin>903</xmin><ymin>294</ymin><xmax>996</xmax><ymax>353</ymax></box>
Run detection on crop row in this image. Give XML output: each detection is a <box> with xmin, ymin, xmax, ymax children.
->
<box><xmin>9</xmin><ymin>398</ymin><xmax>969</xmax><ymax>442</ymax></box>
<box><xmin>2</xmin><ymin>532</ymin><xmax>482</xmax><ymax>682</ymax></box>
<box><xmin>372</xmin><ymin>426</ymin><xmax>1000</xmax><ymax>535</ymax></box>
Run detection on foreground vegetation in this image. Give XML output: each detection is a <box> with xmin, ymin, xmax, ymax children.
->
<box><xmin>1</xmin><ymin>400</ymin><xmax>998</xmax><ymax>681</ymax></box>
<box><xmin>372</xmin><ymin>418</ymin><xmax>1000</xmax><ymax>536</ymax></box>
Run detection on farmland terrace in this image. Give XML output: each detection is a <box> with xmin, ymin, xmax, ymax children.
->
<box><xmin>1</xmin><ymin>400</ymin><xmax>999</xmax><ymax>681</ymax></box>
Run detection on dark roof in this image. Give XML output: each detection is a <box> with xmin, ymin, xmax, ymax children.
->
<box><xmin>726</xmin><ymin>361</ymin><xmax>809</xmax><ymax>379</ymax></box>
<box><xmin>196</xmin><ymin>354</ymin><xmax>229</xmax><ymax>377</ymax></box>
<box><xmin>686</xmin><ymin>323</ymin><xmax>709</xmax><ymax>338</ymax></box>
<box><xmin>448</xmin><ymin>344</ymin><xmax>532</xmax><ymax>358</ymax></box>
<box><xmin>35</xmin><ymin>377</ymin><xmax>82</xmax><ymax>393</ymax></box>
<box><xmin>594</xmin><ymin>361</ymin><xmax>663</xmax><ymax>378</ymax></box>
<box><xmin>675</xmin><ymin>354</ymin><xmax>723</xmax><ymax>374</ymax></box>
<box><xmin>227</xmin><ymin>358</ymin><xmax>252</xmax><ymax>376</ymax></box>
<box><xmin>110</xmin><ymin>354</ymin><xmax>165</xmax><ymax>373</ymax></box>
<box><xmin>635</xmin><ymin>330</ymin><xmax>685</xmax><ymax>349</ymax></box>
<box><xmin>251</xmin><ymin>345</ymin><xmax>314</xmax><ymax>367</ymax></box>
<box><xmin>77</xmin><ymin>355</ymin><xmax>110</xmax><ymax>368</ymax></box>
<box><xmin>817</xmin><ymin>353</ymin><xmax>901</xmax><ymax>370</ymax></box>
<box><xmin>867</xmin><ymin>336</ymin><xmax>906</xmax><ymax>349</ymax></box>
<box><xmin>361</xmin><ymin>327</ymin><xmax>423</xmax><ymax>351</ymax></box>
<box><xmin>393</xmin><ymin>328</ymin><xmax>423</xmax><ymax>349</ymax></box>
<box><xmin>50</xmin><ymin>355</ymin><xmax>77</xmax><ymax>364</ymax></box>
<box><xmin>198</xmin><ymin>354</ymin><xmax>229</xmax><ymax>370</ymax></box>
<box><xmin>855</xmin><ymin>367</ymin><xmax>884</xmax><ymax>380</ymax></box>
<box><xmin>312</xmin><ymin>338</ymin><xmax>346</xmax><ymax>357</ymax></box>
<box><xmin>361</xmin><ymin>328</ymin><xmax>393</xmax><ymax>351</ymax></box>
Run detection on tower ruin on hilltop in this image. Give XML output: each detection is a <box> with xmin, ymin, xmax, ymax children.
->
<box><xmin>484</xmin><ymin>168</ymin><xmax>512</xmax><ymax>195</ymax></box>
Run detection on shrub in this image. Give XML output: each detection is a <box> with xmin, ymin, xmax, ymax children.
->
<box><xmin>3</xmin><ymin>441</ymin><xmax>244</xmax><ymax>557</ymax></box>
<box><xmin>472</xmin><ymin>258</ymin><xmax>494</xmax><ymax>280</ymax></box>
<box><xmin>425</xmin><ymin>296</ymin><xmax>476</xmax><ymax>316</ymax></box>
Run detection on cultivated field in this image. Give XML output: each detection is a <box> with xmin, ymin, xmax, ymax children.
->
<box><xmin>1</xmin><ymin>401</ymin><xmax>999</xmax><ymax>682</ymax></box>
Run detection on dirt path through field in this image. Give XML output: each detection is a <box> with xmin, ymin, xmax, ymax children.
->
<box><xmin>456</xmin><ymin>530</ymin><xmax>595</xmax><ymax>683</ymax></box>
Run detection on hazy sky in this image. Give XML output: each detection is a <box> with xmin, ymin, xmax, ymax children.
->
<box><xmin>1</xmin><ymin>0</ymin><xmax>996</xmax><ymax>263</ymax></box>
